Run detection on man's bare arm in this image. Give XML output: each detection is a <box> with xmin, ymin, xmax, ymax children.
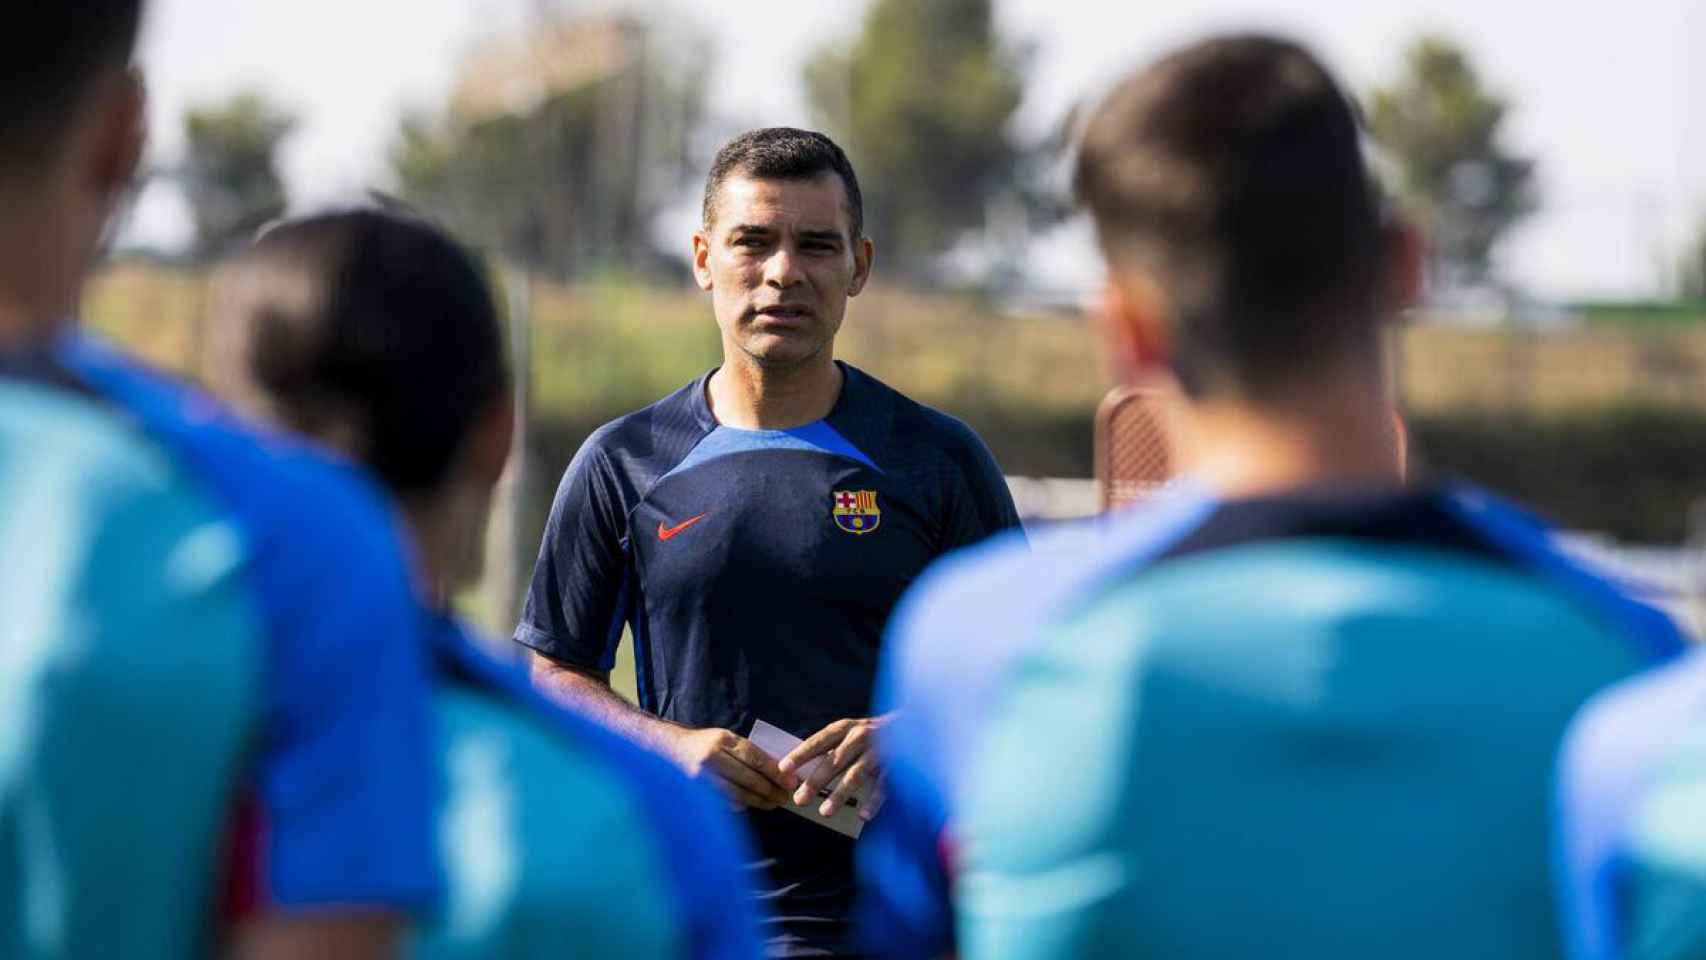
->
<box><xmin>529</xmin><ymin>652</ymin><xmax>797</xmax><ymax>809</ymax></box>
<box><xmin>529</xmin><ymin>653</ymin><xmax>682</xmax><ymax>754</ymax></box>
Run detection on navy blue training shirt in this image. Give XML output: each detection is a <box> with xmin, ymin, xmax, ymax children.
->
<box><xmin>516</xmin><ymin>361</ymin><xmax>1022</xmax><ymax>956</ymax></box>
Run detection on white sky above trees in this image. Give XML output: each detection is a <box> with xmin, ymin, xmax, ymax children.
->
<box><xmin>124</xmin><ymin>0</ymin><xmax>1705</xmax><ymax>301</ymax></box>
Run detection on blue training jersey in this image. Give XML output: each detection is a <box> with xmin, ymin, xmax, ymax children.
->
<box><xmin>862</xmin><ymin>481</ymin><xmax>1683</xmax><ymax>960</ymax></box>
<box><xmin>419</xmin><ymin>617</ymin><xmax>765</xmax><ymax>960</ymax></box>
<box><xmin>1</xmin><ymin>357</ymin><xmax>258</xmax><ymax>959</ymax></box>
<box><xmin>1558</xmin><ymin>648</ymin><xmax>1706</xmax><ymax>960</ymax></box>
<box><xmin>52</xmin><ymin>337</ymin><xmax>443</xmax><ymax>932</ymax></box>
<box><xmin>516</xmin><ymin>361</ymin><xmax>1021</xmax><ymax>955</ymax></box>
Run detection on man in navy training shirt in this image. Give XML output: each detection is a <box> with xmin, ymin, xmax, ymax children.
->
<box><xmin>516</xmin><ymin>127</ymin><xmax>1022</xmax><ymax>957</ymax></box>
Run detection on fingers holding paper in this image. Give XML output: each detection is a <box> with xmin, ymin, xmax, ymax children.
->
<box><xmin>666</xmin><ymin>726</ymin><xmax>797</xmax><ymax>810</ymax></box>
<box><xmin>779</xmin><ymin>714</ymin><xmax>894</xmax><ymax>819</ymax></box>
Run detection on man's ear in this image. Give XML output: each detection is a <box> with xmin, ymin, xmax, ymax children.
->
<box><xmin>88</xmin><ymin>68</ymin><xmax>146</xmax><ymax>201</ymax></box>
<box><xmin>1380</xmin><ymin>217</ymin><xmax>1424</xmax><ymax>318</ymax></box>
<box><xmin>691</xmin><ymin>230</ymin><xmax>714</xmax><ymax>292</ymax></box>
<box><xmin>847</xmin><ymin>236</ymin><xmax>875</xmax><ymax>297</ymax></box>
<box><xmin>1100</xmin><ymin>271</ymin><xmax>1171</xmax><ymax>384</ymax></box>
<box><xmin>467</xmin><ymin>391</ymin><xmax>516</xmax><ymax>491</ymax></box>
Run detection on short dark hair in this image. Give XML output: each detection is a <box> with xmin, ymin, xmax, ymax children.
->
<box><xmin>702</xmin><ymin>127</ymin><xmax>865</xmax><ymax>240</ymax></box>
<box><xmin>217</xmin><ymin>209</ymin><xmax>508</xmax><ymax>494</ymax></box>
<box><xmin>1075</xmin><ymin>35</ymin><xmax>1383</xmax><ymax>397</ymax></box>
<box><xmin>0</xmin><ymin>2</ymin><xmax>145</xmax><ymax>166</ymax></box>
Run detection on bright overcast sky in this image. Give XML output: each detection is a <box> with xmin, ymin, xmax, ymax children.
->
<box><xmin>126</xmin><ymin>0</ymin><xmax>1705</xmax><ymax>302</ymax></box>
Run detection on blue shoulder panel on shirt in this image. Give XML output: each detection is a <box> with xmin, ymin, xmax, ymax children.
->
<box><xmin>662</xmin><ymin>421</ymin><xmax>881</xmax><ymax>484</ymax></box>
<box><xmin>432</xmin><ymin>620</ymin><xmax>765</xmax><ymax>960</ymax></box>
<box><xmin>1558</xmin><ymin>652</ymin><xmax>1706</xmax><ymax>960</ymax></box>
<box><xmin>880</xmin><ymin>481</ymin><xmax>1217</xmax><ymax>807</ymax></box>
<box><xmin>1440</xmin><ymin>485</ymin><xmax>1686</xmax><ymax>663</ymax></box>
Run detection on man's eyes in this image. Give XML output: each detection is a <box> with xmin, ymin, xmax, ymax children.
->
<box><xmin>728</xmin><ymin>235</ymin><xmax>840</xmax><ymax>253</ymax></box>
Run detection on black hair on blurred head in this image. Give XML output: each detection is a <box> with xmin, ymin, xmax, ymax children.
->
<box><xmin>1075</xmin><ymin>34</ymin><xmax>1384</xmax><ymax>397</ymax></box>
<box><xmin>0</xmin><ymin>2</ymin><xmax>145</xmax><ymax>166</ymax></box>
<box><xmin>217</xmin><ymin>208</ymin><xmax>508</xmax><ymax>493</ymax></box>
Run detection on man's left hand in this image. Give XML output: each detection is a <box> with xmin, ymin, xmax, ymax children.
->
<box><xmin>778</xmin><ymin>714</ymin><xmax>894</xmax><ymax>821</ymax></box>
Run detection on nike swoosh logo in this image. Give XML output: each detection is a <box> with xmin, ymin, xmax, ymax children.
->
<box><xmin>657</xmin><ymin>513</ymin><xmax>709</xmax><ymax>541</ymax></box>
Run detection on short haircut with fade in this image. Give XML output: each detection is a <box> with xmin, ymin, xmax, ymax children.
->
<box><xmin>215</xmin><ymin>209</ymin><xmax>508</xmax><ymax>494</ymax></box>
<box><xmin>1076</xmin><ymin>34</ymin><xmax>1383</xmax><ymax>398</ymax></box>
<box><xmin>702</xmin><ymin>127</ymin><xmax>865</xmax><ymax>240</ymax></box>
<box><xmin>0</xmin><ymin>3</ymin><xmax>146</xmax><ymax>167</ymax></box>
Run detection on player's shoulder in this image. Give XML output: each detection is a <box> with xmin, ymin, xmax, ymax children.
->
<box><xmin>1437</xmin><ymin>482</ymin><xmax>1686</xmax><ymax>662</ymax></box>
<box><xmin>59</xmin><ymin>337</ymin><xmax>399</xmax><ymax>549</ymax></box>
<box><xmin>882</xmin><ymin>485</ymin><xmax>1220</xmax><ymax>787</ymax></box>
<box><xmin>570</xmin><ymin>373</ymin><xmax>716</xmax><ymax>478</ymax></box>
<box><xmin>847</xmin><ymin>363</ymin><xmax>993</xmax><ymax>461</ymax></box>
<box><xmin>1563</xmin><ymin>650</ymin><xmax>1706</xmax><ymax>819</ymax></box>
<box><xmin>0</xmin><ymin>369</ymin><xmax>174</xmax><ymax>485</ymax></box>
<box><xmin>894</xmin><ymin>483</ymin><xmax>1217</xmax><ymax>654</ymax></box>
<box><xmin>433</xmin><ymin>617</ymin><xmax>735</xmax><ymax>823</ymax></box>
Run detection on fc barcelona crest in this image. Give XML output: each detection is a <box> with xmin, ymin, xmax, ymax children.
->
<box><xmin>832</xmin><ymin>490</ymin><xmax>881</xmax><ymax>535</ymax></box>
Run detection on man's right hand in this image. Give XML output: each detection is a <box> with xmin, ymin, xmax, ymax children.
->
<box><xmin>665</xmin><ymin>727</ymin><xmax>797</xmax><ymax>810</ymax></box>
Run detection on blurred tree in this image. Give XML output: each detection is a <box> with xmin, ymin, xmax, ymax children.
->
<box><xmin>1368</xmin><ymin>37</ymin><xmax>1538</xmax><ymax>287</ymax></box>
<box><xmin>391</xmin><ymin>16</ymin><xmax>704</xmax><ymax>279</ymax></box>
<box><xmin>1681</xmin><ymin>219</ymin><xmax>1706</xmax><ymax>300</ymax></box>
<box><xmin>804</xmin><ymin>0</ymin><xmax>1027</xmax><ymax>276</ymax></box>
<box><xmin>182</xmin><ymin>92</ymin><xmax>294</xmax><ymax>256</ymax></box>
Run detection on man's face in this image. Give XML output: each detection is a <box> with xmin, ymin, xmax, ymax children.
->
<box><xmin>693</xmin><ymin>172</ymin><xmax>874</xmax><ymax>369</ymax></box>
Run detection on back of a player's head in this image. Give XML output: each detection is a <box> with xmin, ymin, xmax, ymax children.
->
<box><xmin>212</xmin><ymin>209</ymin><xmax>507</xmax><ymax>496</ymax></box>
<box><xmin>0</xmin><ymin>3</ymin><xmax>145</xmax><ymax>170</ymax></box>
<box><xmin>1076</xmin><ymin>35</ymin><xmax>1383</xmax><ymax>398</ymax></box>
<box><xmin>703</xmin><ymin>127</ymin><xmax>865</xmax><ymax>239</ymax></box>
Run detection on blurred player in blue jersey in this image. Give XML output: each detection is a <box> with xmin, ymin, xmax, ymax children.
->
<box><xmin>0</xmin><ymin>5</ymin><xmax>445</xmax><ymax>959</ymax></box>
<box><xmin>202</xmin><ymin>207</ymin><xmax>766</xmax><ymax>960</ymax></box>
<box><xmin>1558</xmin><ymin>647</ymin><xmax>1706</xmax><ymax>959</ymax></box>
<box><xmin>859</xmin><ymin>34</ymin><xmax>1686</xmax><ymax>960</ymax></box>
<box><xmin>517</xmin><ymin>127</ymin><xmax>1023</xmax><ymax>956</ymax></box>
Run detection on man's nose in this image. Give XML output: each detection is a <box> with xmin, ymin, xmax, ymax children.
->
<box><xmin>763</xmin><ymin>246</ymin><xmax>804</xmax><ymax>288</ymax></box>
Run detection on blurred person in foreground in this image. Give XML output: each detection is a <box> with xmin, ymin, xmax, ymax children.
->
<box><xmin>1559</xmin><ymin>657</ymin><xmax>1706</xmax><ymax>960</ymax></box>
<box><xmin>0</xmin><ymin>5</ymin><xmax>445</xmax><ymax>959</ymax></box>
<box><xmin>516</xmin><ymin>127</ymin><xmax>1022</xmax><ymax>956</ymax></box>
<box><xmin>203</xmin><ymin>207</ymin><xmax>765</xmax><ymax>960</ymax></box>
<box><xmin>858</xmin><ymin>34</ymin><xmax>1686</xmax><ymax>960</ymax></box>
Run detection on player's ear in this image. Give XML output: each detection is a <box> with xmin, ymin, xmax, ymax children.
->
<box><xmin>1380</xmin><ymin>217</ymin><xmax>1424</xmax><ymax>318</ymax></box>
<box><xmin>1100</xmin><ymin>271</ymin><xmax>1171</xmax><ymax>384</ymax></box>
<box><xmin>691</xmin><ymin>230</ymin><xmax>714</xmax><ymax>291</ymax></box>
<box><xmin>467</xmin><ymin>390</ymin><xmax>515</xmax><ymax>491</ymax></box>
<box><xmin>847</xmin><ymin>235</ymin><xmax>874</xmax><ymax>297</ymax></box>
<box><xmin>87</xmin><ymin>68</ymin><xmax>146</xmax><ymax>202</ymax></box>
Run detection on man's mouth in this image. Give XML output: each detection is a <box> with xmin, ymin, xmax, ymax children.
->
<box><xmin>754</xmin><ymin>305</ymin><xmax>814</xmax><ymax>323</ymax></box>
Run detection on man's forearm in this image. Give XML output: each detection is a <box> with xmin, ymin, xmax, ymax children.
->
<box><xmin>529</xmin><ymin>656</ymin><xmax>683</xmax><ymax>756</ymax></box>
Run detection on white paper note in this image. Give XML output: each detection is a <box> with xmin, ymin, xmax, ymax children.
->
<box><xmin>749</xmin><ymin>719</ymin><xmax>870</xmax><ymax>839</ymax></box>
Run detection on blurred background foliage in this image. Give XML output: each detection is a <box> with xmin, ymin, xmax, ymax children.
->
<box><xmin>92</xmin><ymin>4</ymin><xmax>1706</xmax><ymax>550</ymax></box>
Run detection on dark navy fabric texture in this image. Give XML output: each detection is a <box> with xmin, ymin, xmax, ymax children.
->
<box><xmin>516</xmin><ymin>362</ymin><xmax>1022</xmax><ymax>955</ymax></box>
<box><xmin>61</xmin><ymin>336</ymin><xmax>444</xmax><ymax>913</ymax></box>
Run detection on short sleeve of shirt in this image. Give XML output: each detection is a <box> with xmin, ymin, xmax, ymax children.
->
<box><xmin>515</xmin><ymin>435</ymin><xmax>632</xmax><ymax>670</ymax></box>
<box><xmin>934</xmin><ymin>414</ymin><xmax>1023</xmax><ymax>552</ymax></box>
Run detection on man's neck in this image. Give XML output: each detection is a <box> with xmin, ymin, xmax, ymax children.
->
<box><xmin>707</xmin><ymin>350</ymin><xmax>843</xmax><ymax>430</ymax></box>
<box><xmin>1176</xmin><ymin>370</ymin><xmax>1403</xmax><ymax>500</ymax></box>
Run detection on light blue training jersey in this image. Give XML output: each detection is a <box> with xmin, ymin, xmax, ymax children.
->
<box><xmin>419</xmin><ymin>616</ymin><xmax>767</xmax><ymax>960</ymax></box>
<box><xmin>0</xmin><ymin>341</ymin><xmax>445</xmax><ymax>958</ymax></box>
<box><xmin>862</xmin><ymin>483</ymin><xmax>1682</xmax><ymax>960</ymax></box>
